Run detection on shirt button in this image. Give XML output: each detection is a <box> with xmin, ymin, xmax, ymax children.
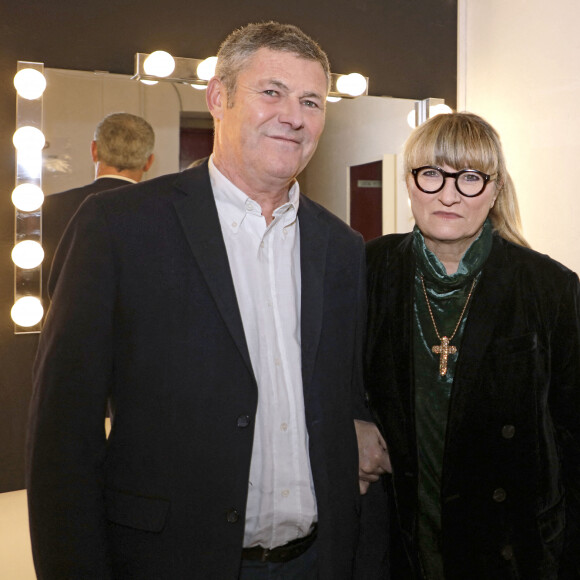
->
<box><xmin>501</xmin><ymin>544</ymin><xmax>514</xmax><ymax>560</ymax></box>
<box><xmin>501</xmin><ymin>425</ymin><xmax>515</xmax><ymax>439</ymax></box>
<box><xmin>260</xmin><ymin>241</ymin><xmax>264</xmax><ymax>248</ymax></box>
<box><xmin>280</xmin><ymin>422</ymin><xmax>288</xmax><ymax>432</ymax></box>
<box><xmin>226</xmin><ymin>508</ymin><xmax>240</xmax><ymax>523</ymax></box>
<box><xmin>274</xmin><ymin>357</ymin><xmax>281</xmax><ymax>366</ymax></box>
<box><xmin>237</xmin><ymin>415</ymin><xmax>251</xmax><ymax>428</ymax></box>
<box><xmin>493</xmin><ymin>488</ymin><xmax>507</xmax><ymax>502</ymax></box>
<box><xmin>281</xmin><ymin>489</ymin><xmax>290</xmax><ymax>498</ymax></box>
<box><xmin>231</xmin><ymin>221</ymin><xmax>238</xmax><ymax>228</ymax></box>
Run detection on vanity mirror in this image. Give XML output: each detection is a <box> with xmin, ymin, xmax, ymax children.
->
<box><xmin>12</xmin><ymin>61</ymin><xmax>439</xmax><ymax>333</ymax></box>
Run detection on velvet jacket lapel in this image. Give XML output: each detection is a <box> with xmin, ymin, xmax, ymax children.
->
<box><xmin>381</xmin><ymin>235</ymin><xmax>516</xmax><ymax>475</ymax></box>
<box><xmin>443</xmin><ymin>237</ymin><xmax>513</xmax><ymax>465</ymax></box>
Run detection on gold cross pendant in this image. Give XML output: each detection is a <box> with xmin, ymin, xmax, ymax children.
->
<box><xmin>432</xmin><ymin>336</ymin><xmax>457</xmax><ymax>376</ymax></box>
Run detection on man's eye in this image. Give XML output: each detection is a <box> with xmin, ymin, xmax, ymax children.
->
<box><xmin>302</xmin><ymin>100</ymin><xmax>320</xmax><ymax>109</ymax></box>
<box><xmin>263</xmin><ymin>89</ymin><xmax>278</xmax><ymax>97</ymax></box>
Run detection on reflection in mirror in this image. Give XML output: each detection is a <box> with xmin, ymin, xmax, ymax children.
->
<box><xmin>300</xmin><ymin>95</ymin><xmax>417</xmax><ymax>235</ymax></box>
<box><xmin>39</xmin><ymin>68</ymin><xmax>421</xmax><ymax>308</ymax></box>
<box><xmin>42</xmin><ymin>68</ymin><xmax>212</xmax><ymax>195</ymax></box>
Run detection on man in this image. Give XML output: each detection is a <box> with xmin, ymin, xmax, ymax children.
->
<box><xmin>27</xmin><ymin>22</ymin><xmax>388</xmax><ymax>579</ymax></box>
<box><xmin>42</xmin><ymin>112</ymin><xmax>155</xmax><ymax>300</ymax></box>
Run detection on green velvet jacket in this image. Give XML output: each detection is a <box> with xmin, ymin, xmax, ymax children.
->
<box><xmin>365</xmin><ymin>232</ymin><xmax>580</xmax><ymax>579</ymax></box>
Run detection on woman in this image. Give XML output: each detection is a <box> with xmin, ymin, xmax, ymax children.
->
<box><xmin>365</xmin><ymin>112</ymin><xmax>580</xmax><ymax>579</ymax></box>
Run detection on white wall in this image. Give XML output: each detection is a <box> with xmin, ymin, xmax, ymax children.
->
<box><xmin>458</xmin><ymin>0</ymin><xmax>580</xmax><ymax>275</ymax></box>
<box><xmin>301</xmin><ymin>95</ymin><xmax>416</xmax><ymax>233</ymax></box>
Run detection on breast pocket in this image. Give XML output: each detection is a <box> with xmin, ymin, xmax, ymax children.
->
<box><xmin>492</xmin><ymin>332</ymin><xmax>538</xmax><ymax>356</ymax></box>
<box><xmin>487</xmin><ymin>332</ymin><xmax>541</xmax><ymax>409</ymax></box>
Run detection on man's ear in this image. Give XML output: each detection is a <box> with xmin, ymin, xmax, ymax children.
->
<box><xmin>206</xmin><ymin>77</ymin><xmax>226</xmax><ymax>120</ymax></box>
<box><xmin>143</xmin><ymin>153</ymin><xmax>154</xmax><ymax>172</ymax></box>
<box><xmin>90</xmin><ymin>140</ymin><xmax>99</xmax><ymax>162</ymax></box>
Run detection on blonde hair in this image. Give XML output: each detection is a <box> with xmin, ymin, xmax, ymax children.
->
<box><xmin>403</xmin><ymin>111</ymin><xmax>529</xmax><ymax>247</ymax></box>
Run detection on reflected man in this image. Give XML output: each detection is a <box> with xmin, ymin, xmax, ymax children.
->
<box><xmin>42</xmin><ymin>112</ymin><xmax>155</xmax><ymax>299</ymax></box>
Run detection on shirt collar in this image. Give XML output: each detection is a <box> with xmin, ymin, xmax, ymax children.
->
<box><xmin>208</xmin><ymin>155</ymin><xmax>300</xmax><ymax>231</ymax></box>
<box><xmin>96</xmin><ymin>174</ymin><xmax>138</xmax><ymax>184</ymax></box>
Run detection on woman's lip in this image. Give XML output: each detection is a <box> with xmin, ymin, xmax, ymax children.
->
<box><xmin>433</xmin><ymin>211</ymin><xmax>461</xmax><ymax>219</ymax></box>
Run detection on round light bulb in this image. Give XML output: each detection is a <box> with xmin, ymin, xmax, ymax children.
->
<box><xmin>13</xmin><ymin>126</ymin><xmax>45</xmax><ymax>151</ymax></box>
<box><xmin>190</xmin><ymin>83</ymin><xmax>207</xmax><ymax>91</ymax></box>
<box><xmin>143</xmin><ymin>51</ymin><xmax>175</xmax><ymax>78</ymax></box>
<box><xmin>326</xmin><ymin>96</ymin><xmax>342</xmax><ymax>103</ymax></box>
<box><xmin>12</xmin><ymin>183</ymin><xmax>44</xmax><ymax>211</ymax></box>
<box><xmin>14</xmin><ymin>68</ymin><xmax>47</xmax><ymax>100</ymax></box>
<box><xmin>12</xmin><ymin>240</ymin><xmax>45</xmax><ymax>269</ymax></box>
<box><xmin>140</xmin><ymin>79</ymin><xmax>158</xmax><ymax>86</ymax></box>
<box><xmin>196</xmin><ymin>56</ymin><xmax>218</xmax><ymax>81</ymax></box>
<box><xmin>429</xmin><ymin>103</ymin><xmax>453</xmax><ymax>117</ymax></box>
<box><xmin>407</xmin><ymin>109</ymin><xmax>417</xmax><ymax>128</ymax></box>
<box><xmin>11</xmin><ymin>296</ymin><xmax>44</xmax><ymax>327</ymax></box>
<box><xmin>336</xmin><ymin>73</ymin><xmax>367</xmax><ymax>97</ymax></box>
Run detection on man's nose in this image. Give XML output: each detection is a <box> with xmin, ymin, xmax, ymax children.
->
<box><xmin>278</xmin><ymin>98</ymin><xmax>304</xmax><ymax>130</ymax></box>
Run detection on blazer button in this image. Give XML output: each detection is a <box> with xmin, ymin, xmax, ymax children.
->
<box><xmin>226</xmin><ymin>509</ymin><xmax>240</xmax><ymax>523</ymax></box>
<box><xmin>493</xmin><ymin>488</ymin><xmax>507</xmax><ymax>503</ymax></box>
<box><xmin>501</xmin><ymin>544</ymin><xmax>514</xmax><ymax>560</ymax></box>
<box><xmin>501</xmin><ymin>425</ymin><xmax>516</xmax><ymax>439</ymax></box>
<box><xmin>237</xmin><ymin>415</ymin><xmax>251</xmax><ymax>428</ymax></box>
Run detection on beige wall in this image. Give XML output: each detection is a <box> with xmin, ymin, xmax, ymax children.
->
<box><xmin>0</xmin><ymin>491</ymin><xmax>35</xmax><ymax>579</ymax></box>
<box><xmin>458</xmin><ymin>0</ymin><xmax>580</xmax><ymax>275</ymax></box>
<box><xmin>301</xmin><ymin>95</ymin><xmax>416</xmax><ymax>234</ymax></box>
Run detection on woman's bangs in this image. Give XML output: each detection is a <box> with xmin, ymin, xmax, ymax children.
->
<box><xmin>433</xmin><ymin>125</ymin><xmax>498</xmax><ymax>175</ymax></box>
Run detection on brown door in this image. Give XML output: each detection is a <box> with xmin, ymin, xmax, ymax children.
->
<box><xmin>350</xmin><ymin>160</ymin><xmax>382</xmax><ymax>241</ymax></box>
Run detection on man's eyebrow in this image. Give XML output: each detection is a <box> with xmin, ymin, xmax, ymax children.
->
<box><xmin>264</xmin><ymin>79</ymin><xmax>289</xmax><ymax>91</ymax></box>
<box><xmin>263</xmin><ymin>79</ymin><xmax>324</xmax><ymax>101</ymax></box>
<box><xmin>301</xmin><ymin>90</ymin><xmax>324</xmax><ymax>101</ymax></box>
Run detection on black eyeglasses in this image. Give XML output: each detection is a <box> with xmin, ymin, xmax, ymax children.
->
<box><xmin>411</xmin><ymin>166</ymin><xmax>495</xmax><ymax>197</ymax></box>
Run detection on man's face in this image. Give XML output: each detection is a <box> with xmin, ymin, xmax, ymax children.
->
<box><xmin>208</xmin><ymin>47</ymin><xmax>328</xmax><ymax>194</ymax></box>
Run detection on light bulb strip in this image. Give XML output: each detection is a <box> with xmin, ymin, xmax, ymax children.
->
<box><xmin>13</xmin><ymin>61</ymin><xmax>45</xmax><ymax>333</ymax></box>
<box><xmin>133</xmin><ymin>53</ymin><xmax>369</xmax><ymax>99</ymax></box>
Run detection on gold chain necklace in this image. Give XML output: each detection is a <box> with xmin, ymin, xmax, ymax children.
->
<box><xmin>420</xmin><ymin>275</ymin><xmax>477</xmax><ymax>377</ymax></box>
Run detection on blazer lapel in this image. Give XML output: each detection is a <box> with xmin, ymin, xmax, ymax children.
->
<box><xmin>298</xmin><ymin>197</ymin><xmax>328</xmax><ymax>389</ymax></box>
<box><xmin>386</xmin><ymin>238</ymin><xmax>417</xmax><ymax>439</ymax></box>
<box><xmin>171</xmin><ymin>165</ymin><xmax>254</xmax><ymax>378</ymax></box>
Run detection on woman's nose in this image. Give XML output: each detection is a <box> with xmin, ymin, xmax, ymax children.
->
<box><xmin>438</xmin><ymin>177</ymin><xmax>461</xmax><ymax>204</ymax></box>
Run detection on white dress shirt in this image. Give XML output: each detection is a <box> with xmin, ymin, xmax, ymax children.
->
<box><xmin>208</xmin><ymin>156</ymin><xmax>317</xmax><ymax>549</ymax></box>
<box><xmin>95</xmin><ymin>174</ymin><xmax>137</xmax><ymax>184</ymax></box>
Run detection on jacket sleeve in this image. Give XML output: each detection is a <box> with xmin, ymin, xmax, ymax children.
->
<box><xmin>550</xmin><ymin>271</ymin><xmax>580</xmax><ymax>578</ymax></box>
<box><xmin>27</xmin><ymin>195</ymin><xmax>116</xmax><ymax>579</ymax></box>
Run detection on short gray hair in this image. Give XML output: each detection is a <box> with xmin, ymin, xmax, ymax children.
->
<box><xmin>215</xmin><ymin>21</ymin><xmax>331</xmax><ymax>103</ymax></box>
<box><xmin>94</xmin><ymin>113</ymin><xmax>155</xmax><ymax>171</ymax></box>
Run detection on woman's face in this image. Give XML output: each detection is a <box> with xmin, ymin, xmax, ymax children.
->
<box><xmin>408</xmin><ymin>163</ymin><xmax>498</xmax><ymax>255</ymax></box>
